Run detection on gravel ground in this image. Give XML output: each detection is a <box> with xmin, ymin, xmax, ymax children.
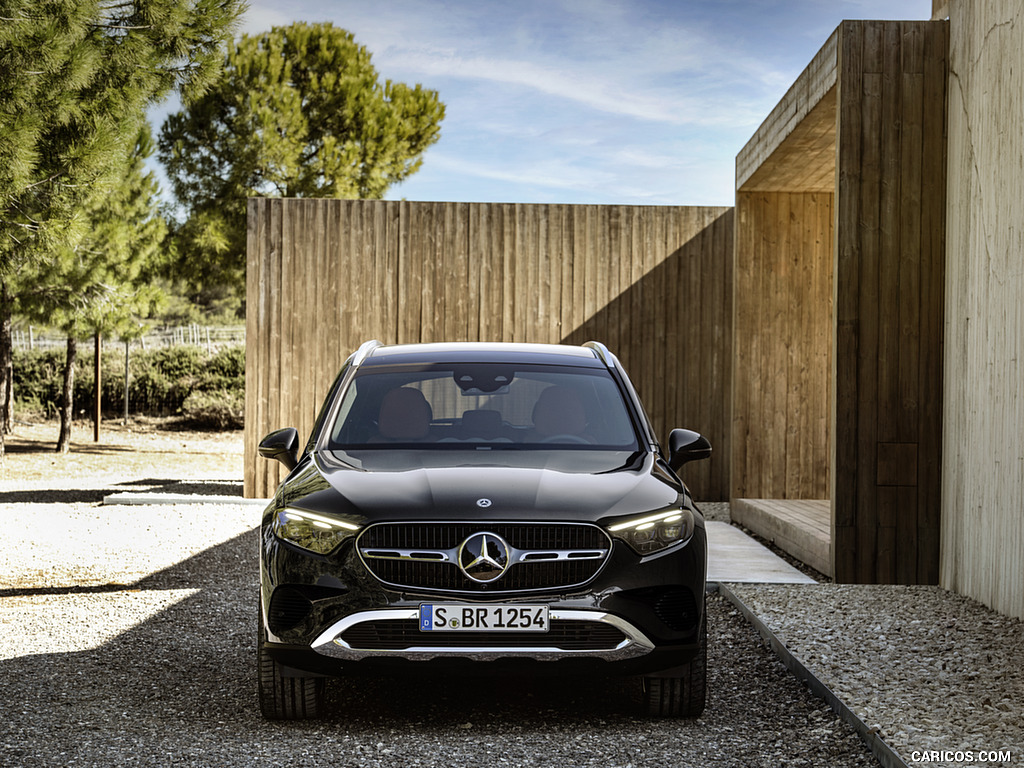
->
<box><xmin>3</xmin><ymin>425</ymin><xmax>1020</xmax><ymax>767</ymax></box>
<box><xmin>0</xmin><ymin>518</ymin><xmax>879</xmax><ymax>768</ymax></box>
<box><xmin>727</xmin><ymin>584</ymin><xmax>1023</xmax><ymax>767</ymax></box>
<box><xmin>0</xmin><ymin>425</ymin><xmax>881</xmax><ymax>767</ymax></box>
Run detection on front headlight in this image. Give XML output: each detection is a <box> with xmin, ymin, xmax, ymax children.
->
<box><xmin>272</xmin><ymin>507</ymin><xmax>360</xmax><ymax>555</ymax></box>
<box><xmin>606</xmin><ymin>507</ymin><xmax>695</xmax><ymax>555</ymax></box>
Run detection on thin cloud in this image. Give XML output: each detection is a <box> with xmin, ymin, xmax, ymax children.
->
<box><xmin>172</xmin><ymin>0</ymin><xmax>932</xmax><ymax>209</ymax></box>
<box><xmin>413</xmin><ymin>146</ymin><xmax>732</xmax><ymax>206</ymax></box>
<box><xmin>383</xmin><ymin>48</ymin><xmax>771</xmax><ymax>128</ymax></box>
<box><xmin>425</xmin><ymin>152</ymin><xmax>617</xmax><ymax>191</ymax></box>
<box><xmin>304</xmin><ymin>0</ymin><xmax>791</xmax><ymax>129</ymax></box>
<box><xmin>240</xmin><ymin>5</ymin><xmax>292</xmax><ymax>34</ymax></box>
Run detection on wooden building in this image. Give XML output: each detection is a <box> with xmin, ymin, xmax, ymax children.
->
<box><xmin>732</xmin><ymin>0</ymin><xmax>1024</xmax><ymax>619</ymax></box>
<box><xmin>245</xmin><ymin>1</ymin><xmax>1023</xmax><ymax>619</ymax></box>
<box><xmin>730</xmin><ymin>19</ymin><xmax>949</xmax><ymax>585</ymax></box>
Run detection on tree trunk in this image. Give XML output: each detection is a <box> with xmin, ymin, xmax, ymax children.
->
<box><xmin>0</xmin><ymin>280</ymin><xmax>8</xmax><ymax>460</ymax></box>
<box><xmin>3</xmin><ymin>362</ymin><xmax>11</xmax><ymax>434</ymax></box>
<box><xmin>57</xmin><ymin>336</ymin><xmax>77</xmax><ymax>454</ymax></box>
<box><xmin>1</xmin><ymin>301</ymin><xmax>11</xmax><ymax>434</ymax></box>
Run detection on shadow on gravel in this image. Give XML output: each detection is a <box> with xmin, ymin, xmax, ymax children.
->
<box><xmin>124</xmin><ymin>480</ymin><xmax>244</xmax><ymax>497</ymax></box>
<box><xmin>0</xmin><ymin>480</ymin><xmax>241</xmax><ymax>505</ymax></box>
<box><xmin>0</xmin><ymin>527</ymin><xmax>880</xmax><ymax>767</ymax></box>
<box><xmin>0</xmin><ymin>488</ymin><xmax>109</xmax><ymax>504</ymax></box>
<box><xmin>0</xmin><ymin>583</ymin><xmax>137</xmax><ymax>598</ymax></box>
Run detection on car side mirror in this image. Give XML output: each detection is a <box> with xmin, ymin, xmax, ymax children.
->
<box><xmin>258</xmin><ymin>427</ymin><xmax>300</xmax><ymax>471</ymax></box>
<box><xmin>667</xmin><ymin>428</ymin><xmax>712</xmax><ymax>471</ymax></box>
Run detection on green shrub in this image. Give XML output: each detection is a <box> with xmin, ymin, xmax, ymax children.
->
<box><xmin>13</xmin><ymin>344</ymin><xmax>245</xmax><ymax>425</ymax></box>
<box><xmin>147</xmin><ymin>345</ymin><xmax>206</xmax><ymax>381</ymax></box>
<box><xmin>206</xmin><ymin>345</ymin><xmax>245</xmax><ymax>379</ymax></box>
<box><xmin>11</xmin><ymin>349</ymin><xmax>65</xmax><ymax>416</ymax></box>
<box><xmin>181</xmin><ymin>389</ymin><xmax>244</xmax><ymax>430</ymax></box>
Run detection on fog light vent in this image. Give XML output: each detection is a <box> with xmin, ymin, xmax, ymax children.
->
<box><xmin>268</xmin><ymin>587</ymin><xmax>313</xmax><ymax>632</ymax></box>
<box><xmin>653</xmin><ymin>587</ymin><xmax>698</xmax><ymax>632</ymax></box>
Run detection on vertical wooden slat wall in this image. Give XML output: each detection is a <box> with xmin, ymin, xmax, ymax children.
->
<box><xmin>245</xmin><ymin>201</ymin><xmax>733</xmax><ymax>501</ymax></box>
<box><xmin>942</xmin><ymin>0</ymin><xmax>1024</xmax><ymax>620</ymax></box>
<box><xmin>732</xmin><ymin>192</ymin><xmax>834</xmax><ymax>501</ymax></box>
<box><xmin>831</xmin><ymin>20</ymin><xmax>947</xmax><ymax>584</ymax></box>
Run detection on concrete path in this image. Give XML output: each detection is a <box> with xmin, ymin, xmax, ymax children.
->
<box><xmin>706</xmin><ymin>520</ymin><xmax>817</xmax><ymax>584</ymax></box>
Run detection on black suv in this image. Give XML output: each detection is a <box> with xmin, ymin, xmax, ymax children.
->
<box><xmin>258</xmin><ymin>341</ymin><xmax>711</xmax><ymax>719</ymax></box>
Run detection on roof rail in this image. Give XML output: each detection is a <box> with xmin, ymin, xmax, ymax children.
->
<box><xmin>350</xmin><ymin>339</ymin><xmax>383</xmax><ymax>368</ymax></box>
<box><xmin>582</xmin><ymin>340</ymin><xmax>616</xmax><ymax>369</ymax></box>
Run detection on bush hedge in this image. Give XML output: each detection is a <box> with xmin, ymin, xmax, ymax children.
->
<box><xmin>180</xmin><ymin>389</ymin><xmax>245</xmax><ymax>430</ymax></box>
<box><xmin>13</xmin><ymin>344</ymin><xmax>245</xmax><ymax>429</ymax></box>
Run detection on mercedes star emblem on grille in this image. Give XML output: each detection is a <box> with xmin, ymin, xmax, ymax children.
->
<box><xmin>457</xmin><ymin>532</ymin><xmax>510</xmax><ymax>583</ymax></box>
<box><xmin>476</xmin><ymin>498</ymin><xmax>492</xmax><ymax>508</ymax></box>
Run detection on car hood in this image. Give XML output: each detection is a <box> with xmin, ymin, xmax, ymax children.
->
<box><xmin>277</xmin><ymin>451</ymin><xmax>686</xmax><ymax>527</ymax></box>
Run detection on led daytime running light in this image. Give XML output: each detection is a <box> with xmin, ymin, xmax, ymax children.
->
<box><xmin>606</xmin><ymin>506</ymin><xmax>695</xmax><ymax>556</ymax></box>
<box><xmin>608</xmin><ymin>509</ymin><xmax>685</xmax><ymax>532</ymax></box>
<box><xmin>281</xmin><ymin>509</ymin><xmax>359</xmax><ymax>531</ymax></box>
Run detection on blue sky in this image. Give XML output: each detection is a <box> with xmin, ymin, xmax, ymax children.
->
<box><xmin>150</xmin><ymin>0</ymin><xmax>933</xmax><ymax>207</ymax></box>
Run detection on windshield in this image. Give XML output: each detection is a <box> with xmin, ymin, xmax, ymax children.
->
<box><xmin>326</xmin><ymin>363</ymin><xmax>640</xmax><ymax>452</ymax></box>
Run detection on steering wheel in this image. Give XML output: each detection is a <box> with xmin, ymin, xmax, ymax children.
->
<box><xmin>539</xmin><ymin>434</ymin><xmax>591</xmax><ymax>444</ymax></box>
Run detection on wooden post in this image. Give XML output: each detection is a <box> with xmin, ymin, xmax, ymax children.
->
<box><xmin>123</xmin><ymin>338</ymin><xmax>129</xmax><ymax>425</ymax></box>
<box><xmin>93</xmin><ymin>331</ymin><xmax>101</xmax><ymax>443</ymax></box>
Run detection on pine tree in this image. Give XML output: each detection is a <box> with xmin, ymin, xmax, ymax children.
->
<box><xmin>0</xmin><ymin>0</ymin><xmax>245</xmax><ymax>457</ymax></box>
<box><xmin>159</xmin><ymin>21</ymin><xmax>445</xmax><ymax>311</ymax></box>
<box><xmin>0</xmin><ymin>0</ymin><xmax>244</xmax><ymax>260</ymax></box>
<box><xmin>17</xmin><ymin>125</ymin><xmax>168</xmax><ymax>452</ymax></box>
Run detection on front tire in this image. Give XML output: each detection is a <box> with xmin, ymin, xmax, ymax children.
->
<box><xmin>257</xmin><ymin>614</ymin><xmax>325</xmax><ymax>720</ymax></box>
<box><xmin>642</xmin><ymin>604</ymin><xmax>707</xmax><ymax>718</ymax></box>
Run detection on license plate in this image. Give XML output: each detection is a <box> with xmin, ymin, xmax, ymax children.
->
<box><xmin>419</xmin><ymin>604</ymin><xmax>549</xmax><ymax>632</ymax></box>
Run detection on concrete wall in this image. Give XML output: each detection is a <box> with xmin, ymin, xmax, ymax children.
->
<box><xmin>941</xmin><ymin>0</ymin><xmax>1024</xmax><ymax>618</ymax></box>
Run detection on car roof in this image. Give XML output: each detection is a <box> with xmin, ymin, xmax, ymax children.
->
<box><xmin>360</xmin><ymin>341</ymin><xmax>607</xmax><ymax>368</ymax></box>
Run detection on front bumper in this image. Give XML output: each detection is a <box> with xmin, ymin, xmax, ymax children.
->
<box><xmin>309</xmin><ymin>607</ymin><xmax>655</xmax><ymax>662</ymax></box>
<box><xmin>260</xmin><ymin>519</ymin><xmax>707</xmax><ymax>678</ymax></box>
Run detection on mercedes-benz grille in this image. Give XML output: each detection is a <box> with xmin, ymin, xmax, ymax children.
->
<box><xmin>357</xmin><ymin>522</ymin><xmax>611</xmax><ymax>593</ymax></box>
